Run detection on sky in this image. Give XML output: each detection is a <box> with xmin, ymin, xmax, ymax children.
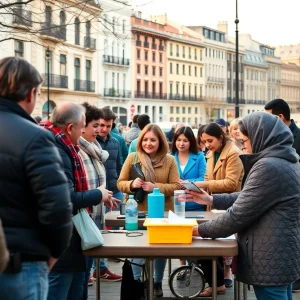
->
<box><xmin>131</xmin><ymin>0</ymin><xmax>300</xmax><ymax>47</ymax></box>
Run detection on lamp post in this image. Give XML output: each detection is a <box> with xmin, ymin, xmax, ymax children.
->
<box><xmin>45</xmin><ymin>47</ymin><xmax>51</xmax><ymax>120</ymax></box>
<box><xmin>235</xmin><ymin>0</ymin><xmax>239</xmax><ymax>118</ymax></box>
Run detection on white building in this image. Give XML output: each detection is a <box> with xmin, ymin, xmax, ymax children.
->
<box><xmin>98</xmin><ymin>0</ymin><xmax>133</xmax><ymax>126</ymax></box>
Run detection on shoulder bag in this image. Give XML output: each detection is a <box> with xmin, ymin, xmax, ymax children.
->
<box><xmin>130</xmin><ymin>153</ymin><xmax>145</xmax><ymax>203</ymax></box>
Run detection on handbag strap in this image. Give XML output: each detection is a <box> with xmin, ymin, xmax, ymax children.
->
<box><xmin>133</xmin><ymin>152</ymin><xmax>138</xmax><ymax>165</ymax></box>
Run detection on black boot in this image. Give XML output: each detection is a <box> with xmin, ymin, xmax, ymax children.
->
<box><xmin>154</xmin><ymin>282</ymin><xmax>163</xmax><ymax>298</ymax></box>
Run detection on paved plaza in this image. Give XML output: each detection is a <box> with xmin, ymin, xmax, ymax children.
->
<box><xmin>87</xmin><ymin>259</ymin><xmax>300</xmax><ymax>300</ymax></box>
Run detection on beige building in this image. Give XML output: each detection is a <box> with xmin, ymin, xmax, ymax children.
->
<box><xmin>276</xmin><ymin>45</ymin><xmax>300</xmax><ymax>67</ymax></box>
<box><xmin>0</xmin><ymin>0</ymin><xmax>102</xmax><ymax>118</ymax></box>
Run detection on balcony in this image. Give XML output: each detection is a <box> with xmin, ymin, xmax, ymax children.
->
<box><xmin>74</xmin><ymin>79</ymin><xmax>95</xmax><ymax>92</ymax></box>
<box><xmin>281</xmin><ymin>78</ymin><xmax>300</xmax><ymax>85</ymax></box>
<box><xmin>103</xmin><ymin>55</ymin><xmax>130</xmax><ymax>66</ymax></box>
<box><xmin>134</xmin><ymin>91</ymin><xmax>167</xmax><ymax>99</ymax></box>
<box><xmin>41</xmin><ymin>23</ymin><xmax>66</xmax><ymax>40</ymax></box>
<box><xmin>42</xmin><ymin>74</ymin><xmax>68</xmax><ymax>89</ymax></box>
<box><xmin>144</xmin><ymin>41</ymin><xmax>149</xmax><ymax>48</ymax></box>
<box><xmin>206</xmin><ymin>76</ymin><xmax>225</xmax><ymax>83</ymax></box>
<box><xmin>168</xmin><ymin>94</ymin><xmax>199</xmax><ymax>101</ymax></box>
<box><xmin>226</xmin><ymin>98</ymin><xmax>267</xmax><ymax>105</ymax></box>
<box><xmin>152</xmin><ymin>43</ymin><xmax>157</xmax><ymax>50</ymax></box>
<box><xmin>84</xmin><ymin>36</ymin><xmax>96</xmax><ymax>50</ymax></box>
<box><xmin>12</xmin><ymin>8</ymin><xmax>32</xmax><ymax>27</ymax></box>
<box><xmin>159</xmin><ymin>45</ymin><xmax>164</xmax><ymax>51</ymax></box>
<box><xmin>136</xmin><ymin>40</ymin><xmax>142</xmax><ymax>46</ymax></box>
<box><xmin>104</xmin><ymin>88</ymin><xmax>131</xmax><ymax>98</ymax></box>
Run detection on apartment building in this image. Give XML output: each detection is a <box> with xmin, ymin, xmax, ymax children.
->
<box><xmin>276</xmin><ymin>45</ymin><xmax>300</xmax><ymax>67</ymax></box>
<box><xmin>99</xmin><ymin>0</ymin><xmax>132</xmax><ymax>126</ymax></box>
<box><xmin>0</xmin><ymin>0</ymin><xmax>102</xmax><ymax>118</ymax></box>
<box><xmin>131</xmin><ymin>15</ymin><xmax>168</xmax><ymax>123</ymax></box>
<box><xmin>280</xmin><ymin>63</ymin><xmax>300</xmax><ymax>113</ymax></box>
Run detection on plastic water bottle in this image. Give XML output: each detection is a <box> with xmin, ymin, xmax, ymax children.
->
<box><xmin>147</xmin><ymin>188</ymin><xmax>165</xmax><ymax>218</ymax></box>
<box><xmin>125</xmin><ymin>195</ymin><xmax>138</xmax><ymax>230</ymax></box>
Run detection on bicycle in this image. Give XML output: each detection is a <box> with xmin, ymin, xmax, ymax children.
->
<box><xmin>168</xmin><ymin>260</ymin><xmax>205</xmax><ymax>298</ymax></box>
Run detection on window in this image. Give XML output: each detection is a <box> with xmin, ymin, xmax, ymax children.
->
<box><xmin>200</xmin><ymin>50</ymin><xmax>202</xmax><ymax>60</ymax></box>
<box><xmin>60</xmin><ymin>11</ymin><xmax>65</xmax><ymax>26</ymax></box>
<box><xmin>170</xmin><ymin>63</ymin><xmax>173</xmax><ymax>74</ymax></box>
<box><xmin>194</xmin><ymin>48</ymin><xmax>197</xmax><ymax>59</ymax></box>
<box><xmin>74</xmin><ymin>58</ymin><xmax>80</xmax><ymax>90</ymax></box>
<box><xmin>182</xmin><ymin>107</ymin><xmax>186</xmax><ymax>114</ymax></box>
<box><xmin>145</xmin><ymin>51</ymin><xmax>148</xmax><ymax>60</ymax></box>
<box><xmin>86</xmin><ymin>21</ymin><xmax>91</xmax><ymax>38</ymax></box>
<box><xmin>122</xmin><ymin>20</ymin><xmax>126</xmax><ymax>34</ymax></box>
<box><xmin>188</xmin><ymin>107</ymin><xmax>191</xmax><ymax>114</ymax></box>
<box><xmin>182</xmin><ymin>46</ymin><xmax>185</xmax><ymax>58</ymax></box>
<box><xmin>170</xmin><ymin>107</ymin><xmax>174</xmax><ymax>114</ymax></box>
<box><xmin>137</xmin><ymin>105</ymin><xmax>141</xmax><ymax>113</ymax></box>
<box><xmin>182</xmin><ymin>65</ymin><xmax>185</xmax><ymax>75</ymax></box>
<box><xmin>60</xmin><ymin>54</ymin><xmax>66</xmax><ymax>75</ymax></box>
<box><xmin>152</xmin><ymin>52</ymin><xmax>156</xmax><ymax>62</ymax></box>
<box><xmin>170</xmin><ymin>83</ymin><xmax>173</xmax><ymax>95</ymax></box>
<box><xmin>145</xmin><ymin>65</ymin><xmax>148</xmax><ymax>75</ymax></box>
<box><xmin>74</xmin><ymin>18</ymin><xmax>80</xmax><ymax>45</ymax></box>
<box><xmin>45</xmin><ymin>6</ymin><xmax>52</xmax><ymax>25</ymax></box>
<box><xmin>176</xmin><ymin>107</ymin><xmax>180</xmax><ymax>113</ymax></box>
<box><xmin>200</xmin><ymin>67</ymin><xmax>203</xmax><ymax>77</ymax></box>
<box><xmin>170</xmin><ymin>43</ymin><xmax>173</xmax><ymax>56</ymax></box>
<box><xmin>159</xmin><ymin>53</ymin><xmax>162</xmax><ymax>63</ymax></box>
<box><xmin>137</xmin><ymin>64</ymin><xmax>141</xmax><ymax>74</ymax></box>
<box><xmin>86</xmin><ymin>60</ymin><xmax>91</xmax><ymax>82</ymax></box>
<box><xmin>189</xmin><ymin>47</ymin><xmax>191</xmax><ymax>58</ymax></box>
<box><xmin>14</xmin><ymin>40</ymin><xmax>24</xmax><ymax>57</ymax></box>
<box><xmin>176</xmin><ymin>45</ymin><xmax>179</xmax><ymax>57</ymax></box>
<box><xmin>194</xmin><ymin>66</ymin><xmax>197</xmax><ymax>76</ymax></box>
<box><xmin>145</xmin><ymin>106</ymin><xmax>149</xmax><ymax>113</ymax></box>
<box><xmin>189</xmin><ymin>66</ymin><xmax>191</xmax><ymax>76</ymax></box>
<box><xmin>159</xmin><ymin>106</ymin><xmax>163</xmax><ymax>114</ymax></box>
<box><xmin>137</xmin><ymin>49</ymin><xmax>140</xmax><ymax>59</ymax></box>
<box><xmin>195</xmin><ymin>107</ymin><xmax>198</xmax><ymax>114</ymax></box>
<box><xmin>159</xmin><ymin>67</ymin><xmax>163</xmax><ymax>77</ymax></box>
<box><xmin>112</xmin><ymin>17</ymin><xmax>116</xmax><ymax>33</ymax></box>
<box><xmin>152</xmin><ymin>66</ymin><xmax>156</xmax><ymax>76</ymax></box>
<box><xmin>176</xmin><ymin>64</ymin><xmax>179</xmax><ymax>75</ymax></box>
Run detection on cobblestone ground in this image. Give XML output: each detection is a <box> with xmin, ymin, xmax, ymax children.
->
<box><xmin>87</xmin><ymin>259</ymin><xmax>300</xmax><ymax>300</ymax></box>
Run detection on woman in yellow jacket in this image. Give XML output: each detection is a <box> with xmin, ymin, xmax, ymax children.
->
<box><xmin>117</xmin><ymin>123</ymin><xmax>181</xmax><ymax>298</ymax></box>
<box><xmin>195</xmin><ymin>122</ymin><xmax>244</xmax><ymax>297</ymax></box>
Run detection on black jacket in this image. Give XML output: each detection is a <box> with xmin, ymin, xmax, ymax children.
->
<box><xmin>50</xmin><ymin>136</ymin><xmax>102</xmax><ymax>272</ymax></box>
<box><xmin>0</xmin><ymin>98</ymin><xmax>72</xmax><ymax>259</ymax></box>
<box><xmin>290</xmin><ymin>119</ymin><xmax>300</xmax><ymax>157</ymax></box>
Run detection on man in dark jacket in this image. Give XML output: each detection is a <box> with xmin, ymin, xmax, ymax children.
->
<box><xmin>0</xmin><ymin>57</ymin><xmax>73</xmax><ymax>299</ymax></box>
<box><xmin>265</xmin><ymin>98</ymin><xmax>300</xmax><ymax>157</ymax></box>
<box><xmin>47</xmin><ymin>103</ymin><xmax>117</xmax><ymax>300</ymax></box>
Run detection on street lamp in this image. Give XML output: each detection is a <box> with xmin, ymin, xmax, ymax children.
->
<box><xmin>45</xmin><ymin>46</ymin><xmax>51</xmax><ymax>120</ymax></box>
<box><xmin>235</xmin><ymin>0</ymin><xmax>239</xmax><ymax>118</ymax></box>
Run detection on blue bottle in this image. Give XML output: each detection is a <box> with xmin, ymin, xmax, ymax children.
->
<box><xmin>147</xmin><ymin>188</ymin><xmax>165</xmax><ymax>218</ymax></box>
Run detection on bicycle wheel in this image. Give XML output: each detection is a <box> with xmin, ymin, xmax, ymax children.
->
<box><xmin>169</xmin><ymin>265</ymin><xmax>205</xmax><ymax>298</ymax></box>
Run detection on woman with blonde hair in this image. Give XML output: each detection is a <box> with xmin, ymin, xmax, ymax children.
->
<box><xmin>229</xmin><ymin>118</ymin><xmax>242</xmax><ymax>149</ymax></box>
<box><xmin>117</xmin><ymin>123</ymin><xmax>181</xmax><ymax>298</ymax></box>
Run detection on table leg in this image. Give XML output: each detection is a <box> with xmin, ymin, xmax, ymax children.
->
<box><xmin>243</xmin><ymin>283</ymin><xmax>248</xmax><ymax>300</ymax></box>
<box><xmin>96</xmin><ymin>258</ymin><xmax>101</xmax><ymax>300</ymax></box>
<box><xmin>212</xmin><ymin>257</ymin><xmax>217</xmax><ymax>300</ymax></box>
<box><xmin>148</xmin><ymin>258</ymin><xmax>154</xmax><ymax>300</ymax></box>
<box><xmin>168</xmin><ymin>258</ymin><xmax>172</xmax><ymax>276</ymax></box>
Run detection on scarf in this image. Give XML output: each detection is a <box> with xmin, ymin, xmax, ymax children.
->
<box><xmin>78</xmin><ymin>137</ymin><xmax>109</xmax><ymax>227</ymax></box>
<box><xmin>138</xmin><ymin>151</ymin><xmax>166</xmax><ymax>183</ymax></box>
<box><xmin>47</xmin><ymin>125</ymin><xmax>88</xmax><ymax>193</ymax></box>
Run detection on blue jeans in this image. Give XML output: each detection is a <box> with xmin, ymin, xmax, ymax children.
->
<box><xmin>83</xmin><ymin>257</ymin><xmax>94</xmax><ymax>300</ymax></box>
<box><xmin>131</xmin><ymin>258</ymin><xmax>167</xmax><ymax>283</ymax></box>
<box><xmin>253</xmin><ymin>284</ymin><xmax>293</xmax><ymax>300</ymax></box>
<box><xmin>0</xmin><ymin>261</ymin><xmax>48</xmax><ymax>300</ymax></box>
<box><xmin>48</xmin><ymin>271</ymin><xmax>85</xmax><ymax>300</ymax></box>
<box><xmin>106</xmin><ymin>191</ymin><xmax>124</xmax><ymax>230</ymax></box>
<box><xmin>92</xmin><ymin>258</ymin><xmax>107</xmax><ymax>272</ymax></box>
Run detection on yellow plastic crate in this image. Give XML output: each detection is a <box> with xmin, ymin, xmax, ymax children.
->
<box><xmin>143</xmin><ymin>218</ymin><xmax>198</xmax><ymax>244</ymax></box>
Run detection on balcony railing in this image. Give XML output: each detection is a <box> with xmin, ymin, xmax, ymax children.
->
<box><xmin>42</xmin><ymin>74</ymin><xmax>68</xmax><ymax>89</ymax></box>
<box><xmin>226</xmin><ymin>97</ymin><xmax>267</xmax><ymax>105</ymax></box>
<box><xmin>74</xmin><ymin>79</ymin><xmax>95</xmax><ymax>92</ymax></box>
<box><xmin>136</xmin><ymin>40</ymin><xmax>142</xmax><ymax>46</ymax></box>
<box><xmin>103</xmin><ymin>55</ymin><xmax>130</xmax><ymax>66</ymax></box>
<box><xmin>168</xmin><ymin>94</ymin><xmax>199</xmax><ymax>101</ymax></box>
<box><xmin>84</xmin><ymin>36</ymin><xmax>96</xmax><ymax>50</ymax></box>
<box><xmin>152</xmin><ymin>43</ymin><xmax>157</xmax><ymax>50</ymax></box>
<box><xmin>159</xmin><ymin>45</ymin><xmax>164</xmax><ymax>51</ymax></box>
<box><xmin>281</xmin><ymin>79</ymin><xmax>300</xmax><ymax>85</ymax></box>
<box><xmin>206</xmin><ymin>76</ymin><xmax>225</xmax><ymax>83</ymax></box>
<box><xmin>144</xmin><ymin>41</ymin><xmax>149</xmax><ymax>48</ymax></box>
<box><xmin>104</xmin><ymin>88</ymin><xmax>131</xmax><ymax>98</ymax></box>
<box><xmin>41</xmin><ymin>23</ymin><xmax>66</xmax><ymax>40</ymax></box>
<box><xmin>134</xmin><ymin>91</ymin><xmax>167</xmax><ymax>99</ymax></box>
<box><xmin>12</xmin><ymin>8</ymin><xmax>32</xmax><ymax>27</ymax></box>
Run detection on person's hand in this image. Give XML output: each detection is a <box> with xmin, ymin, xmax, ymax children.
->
<box><xmin>104</xmin><ymin>197</ymin><xmax>121</xmax><ymax>210</ymax></box>
<box><xmin>48</xmin><ymin>256</ymin><xmax>57</xmax><ymax>271</ymax></box>
<box><xmin>192</xmin><ymin>226</ymin><xmax>200</xmax><ymax>236</ymax></box>
<box><xmin>142</xmin><ymin>182</ymin><xmax>155</xmax><ymax>192</ymax></box>
<box><xmin>97</xmin><ymin>185</ymin><xmax>113</xmax><ymax>203</ymax></box>
<box><xmin>131</xmin><ymin>178</ymin><xmax>144</xmax><ymax>189</ymax></box>
<box><xmin>178</xmin><ymin>189</ymin><xmax>213</xmax><ymax>206</ymax></box>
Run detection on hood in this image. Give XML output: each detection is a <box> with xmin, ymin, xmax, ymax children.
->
<box><xmin>241</xmin><ymin>112</ymin><xmax>298</xmax><ymax>163</ymax></box>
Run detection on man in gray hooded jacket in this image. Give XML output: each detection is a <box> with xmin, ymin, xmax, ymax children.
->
<box><xmin>184</xmin><ymin>112</ymin><xmax>300</xmax><ymax>300</ymax></box>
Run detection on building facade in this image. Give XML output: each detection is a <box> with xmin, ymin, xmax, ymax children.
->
<box><xmin>276</xmin><ymin>45</ymin><xmax>300</xmax><ymax>67</ymax></box>
<box><xmin>0</xmin><ymin>0</ymin><xmax>102</xmax><ymax>118</ymax></box>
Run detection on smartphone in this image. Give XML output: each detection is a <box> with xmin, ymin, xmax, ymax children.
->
<box><xmin>185</xmin><ymin>215</ymin><xmax>205</xmax><ymax>219</ymax></box>
<box><xmin>182</xmin><ymin>182</ymin><xmax>204</xmax><ymax>193</ymax></box>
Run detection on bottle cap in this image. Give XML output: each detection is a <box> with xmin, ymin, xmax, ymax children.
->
<box><xmin>129</xmin><ymin>195</ymin><xmax>134</xmax><ymax>199</ymax></box>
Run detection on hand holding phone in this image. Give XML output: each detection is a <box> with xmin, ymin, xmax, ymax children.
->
<box><xmin>182</xmin><ymin>182</ymin><xmax>204</xmax><ymax>193</ymax></box>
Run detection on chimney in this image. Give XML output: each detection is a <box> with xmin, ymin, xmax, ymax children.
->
<box><xmin>217</xmin><ymin>21</ymin><xmax>228</xmax><ymax>41</ymax></box>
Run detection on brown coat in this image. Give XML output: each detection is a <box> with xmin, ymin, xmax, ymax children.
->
<box><xmin>0</xmin><ymin>219</ymin><xmax>9</xmax><ymax>273</ymax></box>
<box><xmin>205</xmin><ymin>140</ymin><xmax>244</xmax><ymax>193</ymax></box>
<box><xmin>117</xmin><ymin>153</ymin><xmax>181</xmax><ymax>211</ymax></box>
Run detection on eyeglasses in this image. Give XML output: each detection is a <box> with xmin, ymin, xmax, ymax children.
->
<box><xmin>240</xmin><ymin>138</ymin><xmax>249</xmax><ymax>146</ymax></box>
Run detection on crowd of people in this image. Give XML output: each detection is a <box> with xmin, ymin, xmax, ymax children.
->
<box><xmin>1</xmin><ymin>56</ymin><xmax>300</xmax><ymax>300</ymax></box>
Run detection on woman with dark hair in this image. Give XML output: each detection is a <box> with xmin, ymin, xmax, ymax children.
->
<box><xmin>197</xmin><ymin>124</ymin><xmax>207</xmax><ymax>153</ymax></box>
<box><xmin>183</xmin><ymin>112</ymin><xmax>300</xmax><ymax>300</ymax></box>
<box><xmin>171</xmin><ymin>126</ymin><xmax>206</xmax><ymax>211</ymax></box>
<box><xmin>194</xmin><ymin>122</ymin><xmax>244</xmax><ymax>297</ymax></box>
<box><xmin>117</xmin><ymin>123</ymin><xmax>181</xmax><ymax>297</ymax></box>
